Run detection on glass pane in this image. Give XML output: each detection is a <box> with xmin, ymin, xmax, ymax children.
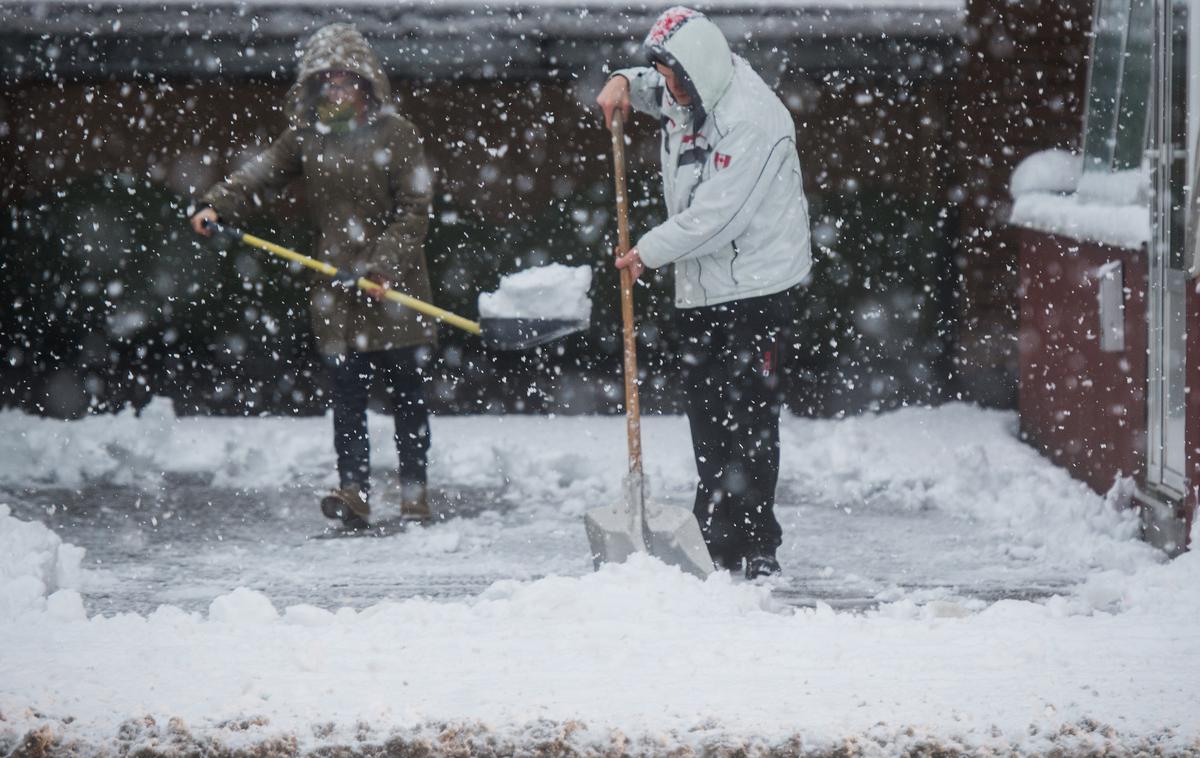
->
<box><xmin>1169</xmin><ymin>0</ymin><xmax>1189</xmax><ymax>269</ymax></box>
<box><xmin>1083</xmin><ymin>0</ymin><xmax>1132</xmax><ymax>173</ymax></box>
<box><xmin>1165</xmin><ymin>272</ymin><xmax>1188</xmax><ymax>480</ymax></box>
<box><xmin>1113</xmin><ymin>0</ymin><xmax>1152</xmax><ymax>169</ymax></box>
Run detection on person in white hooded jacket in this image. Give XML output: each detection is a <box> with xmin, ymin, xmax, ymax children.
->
<box><xmin>597</xmin><ymin>6</ymin><xmax>812</xmax><ymax>579</ymax></box>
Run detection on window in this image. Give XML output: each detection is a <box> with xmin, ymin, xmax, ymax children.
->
<box><xmin>1081</xmin><ymin>0</ymin><xmax>1153</xmax><ymax>177</ymax></box>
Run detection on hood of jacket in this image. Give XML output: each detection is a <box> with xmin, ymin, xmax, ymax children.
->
<box><xmin>643</xmin><ymin>6</ymin><xmax>734</xmax><ymax>128</ymax></box>
<box><xmin>285</xmin><ymin>23</ymin><xmax>392</xmax><ymax>128</ymax></box>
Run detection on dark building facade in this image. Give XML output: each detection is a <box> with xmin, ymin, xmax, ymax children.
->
<box><xmin>1</xmin><ymin>1</ymin><xmax>965</xmax><ymax>418</ymax></box>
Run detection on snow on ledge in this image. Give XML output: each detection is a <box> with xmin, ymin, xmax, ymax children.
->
<box><xmin>1010</xmin><ymin>192</ymin><xmax>1150</xmax><ymax>251</ymax></box>
<box><xmin>1009</xmin><ymin>149</ymin><xmax>1082</xmax><ymax>197</ymax></box>
<box><xmin>1008</xmin><ymin>150</ymin><xmax>1149</xmax><ymax>251</ymax></box>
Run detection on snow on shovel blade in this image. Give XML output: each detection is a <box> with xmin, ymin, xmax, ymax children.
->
<box><xmin>479</xmin><ymin>317</ymin><xmax>588</xmax><ymax>351</ymax></box>
<box><xmin>584</xmin><ymin>474</ymin><xmax>713</xmax><ymax>579</ymax></box>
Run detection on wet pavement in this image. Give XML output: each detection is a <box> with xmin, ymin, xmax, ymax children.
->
<box><xmin>3</xmin><ymin>479</ymin><xmax>1079</xmax><ymax>616</ymax></box>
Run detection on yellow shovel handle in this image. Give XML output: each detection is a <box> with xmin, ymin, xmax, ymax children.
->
<box><xmin>236</xmin><ymin>231</ymin><xmax>482</xmax><ymax>336</ymax></box>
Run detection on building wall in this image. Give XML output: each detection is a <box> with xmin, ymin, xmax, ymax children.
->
<box><xmin>1017</xmin><ymin>230</ymin><xmax>1148</xmax><ymax>496</ymax></box>
<box><xmin>954</xmin><ymin>0</ymin><xmax>1094</xmax><ymax>406</ymax></box>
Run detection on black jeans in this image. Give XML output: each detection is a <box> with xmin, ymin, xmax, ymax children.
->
<box><xmin>327</xmin><ymin>347</ymin><xmax>431</xmax><ymax>493</ymax></box>
<box><xmin>676</xmin><ymin>289</ymin><xmax>793</xmax><ymax>564</ymax></box>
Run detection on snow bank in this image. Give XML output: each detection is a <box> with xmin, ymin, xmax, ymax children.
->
<box><xmin>777</xmin><ymin>405</ymin><xmax>1152</xmax><ymax>571</ymax></box>
<box><xmin>1008</xmin><ymin>149</ymin><xmax>1150</xmax><ymax>250</ymax></box>
<box><xmin>0</xmin><ymin>504</ymin><xmax>85</xmax><ymax>620</ymax></box>
<box><xmin>1072</xmin><ymin>517</ymin><xmax>1200</xmax><ymax>616</ymax></box>
<box><xmin>2</xmin><ymin>554</ymin><xmax>1198</xmax><ymax>755</ymax></box>
<box><xmin>477</xmin><ymin>263</ymin><xmax>592</xmax><ymax>321</ymax></box>
<box><xmin>0</xmin><ymin>397</ymin><xmax>340</xmax><ymax>490</ymax></box>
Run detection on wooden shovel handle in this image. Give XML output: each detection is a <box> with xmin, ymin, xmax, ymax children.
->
<box><xmin>610</xmin><ymin>111</ymin><xmax>643</xmax><ymax>476</ymax></box>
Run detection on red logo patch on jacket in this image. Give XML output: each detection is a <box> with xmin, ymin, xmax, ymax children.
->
<box><xmin>714</xmin><ymin>152</ymin><xmax>732</xmax><ymax>170</ymax></box>
<box><xmin>761</xmin><ymin>344</ymin><xmax>778</xmax><ymax>377</ymax></box>
<box><xmin>646</xmin><ymin>6</ymin><xmax>698</xmax><ymax>46</ymax></box>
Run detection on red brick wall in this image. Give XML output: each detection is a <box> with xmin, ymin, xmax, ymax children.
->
<box><xmin>955</xmin><ymin>0</ymin><xmax>1094</xmax><ymax>406</ymax></box>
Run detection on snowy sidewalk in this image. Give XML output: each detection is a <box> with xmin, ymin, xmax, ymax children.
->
<box><xmin>1</xmin><ymin>402</ymin><xmax>1197</xmax><ymax>755</ymax></box>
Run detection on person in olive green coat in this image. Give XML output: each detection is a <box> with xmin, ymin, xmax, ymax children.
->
<box><xmin>191</xmin><ymin>23</ymin><xmax>435</xmax><ymax>528</ymax></box>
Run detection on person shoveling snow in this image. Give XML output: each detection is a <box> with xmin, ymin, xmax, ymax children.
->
<box><xmin>595</xmin><ymin>6</ymin><xmax>814</xmax><ymax>578</ymax></box>
<box><xmin>190</xmin><ymin>23</ymin><xmax>438</xmax><ymax>533</ymax></box>
<box><xmin>188</xmin><ymin>24</ymin><xmax>589</xmax><ymax>536</ymax></box>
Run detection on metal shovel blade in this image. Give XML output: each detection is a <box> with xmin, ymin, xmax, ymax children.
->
<box><xmin>584</xmin><ymin>474</ymin><xmax>713</xmax><ymax>579</ymax></box>
<box><xmin>479</xmin><ymin>317</ymin><xmax>588</xmax><ymax>351</ymax></box>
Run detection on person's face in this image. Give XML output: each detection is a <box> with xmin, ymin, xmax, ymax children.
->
<box><xmin>318</xmin><ymin>71</ymin><xmax>368</xmax><ymax>107</ymax></box>
<box><xmin>655</xmin><ymin>62</ymin><xmax>692</xmax><ymax>106</ymax></box>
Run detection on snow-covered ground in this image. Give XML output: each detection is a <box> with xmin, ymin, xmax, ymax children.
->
<box><xmin>1</xmin><ymin>401</ymin><xmax>1197</xmax><ymax>756</ymax></box>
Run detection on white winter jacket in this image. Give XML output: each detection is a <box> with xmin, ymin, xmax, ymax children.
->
<box><xmin>614</xmin><ymin>8</ymin><xmax>812</xmax><ymax>308</ymax></box>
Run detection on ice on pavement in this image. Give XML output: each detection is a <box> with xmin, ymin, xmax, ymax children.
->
<box><xmin>477</xmin><ymin>263</ymin><xmax>592</xmax><ymax>321</ymax></box>
<box><xmin>1</xmin><ymin>401</ymin><xmax>1197</xmax><ymax>754</ymax></box>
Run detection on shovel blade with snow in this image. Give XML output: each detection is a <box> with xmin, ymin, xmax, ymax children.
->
<box><xmin>583</xmin><ymin>111</ymin><xmax>713</xmax><ymax>580</ymax></box>
<box><xmin>203</xmin><ymin>221</ymin><xmax>587</xmax><ymax>351</ymax></box>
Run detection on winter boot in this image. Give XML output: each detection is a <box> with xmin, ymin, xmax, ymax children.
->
<box><xmin>745</xmin><ymin>554</ymin><xmax>781</xmax><ymax>580</ymax></box>
<box><xmin>399</xmin><ymin>481</ymin><xmax>432</xmax><ymax>522</ymax></box>
<box><xmin>321</xmin><ymin>485</ymin><xmax>371</xmax><ymax>530</ymax></box>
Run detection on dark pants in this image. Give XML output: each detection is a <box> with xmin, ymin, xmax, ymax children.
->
<box><xmin>327</xmin><ymin>347</ymin><xmax>431</xmax><ymax>493</ymax></box>
<box><xmin>676</xmin><ymin>289</ymin><xmax>793</xmax><ymax>566</ymax></box>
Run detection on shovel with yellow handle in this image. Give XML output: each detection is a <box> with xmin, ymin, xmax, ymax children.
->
<box><xmin>202</xmin><ymin>220</ymin><xmax>587</xmax><ymax>351</ymax></box>
<box><xmin>582</xmin><ymin>111</ymin><xmax>713</xmax><ymax>580</ymax></box>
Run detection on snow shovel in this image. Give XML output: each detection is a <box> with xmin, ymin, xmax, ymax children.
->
<box><xmin>202</xmin><ymin>220</ymin><xmax>586</xmax><ymax>351</ymax></box>
<box><xmin>583</xmin><ymin>111</ymin><xmax>713</xmax><ymax>580</ymax></box>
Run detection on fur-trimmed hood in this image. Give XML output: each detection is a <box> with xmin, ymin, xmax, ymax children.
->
<box><xmin>285</xmin><ymin>23</ymin><xmax>393</xmax><ymax>128</ymax></box>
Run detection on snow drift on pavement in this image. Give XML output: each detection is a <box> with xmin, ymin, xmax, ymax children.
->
<box><xmin>0</xmin><ymin>504</ymin><xmax>85</xmax><ymax>621</ymax></box>
<box><xmin>0</xmin><ymin>539</ymin><xmax>1197</xmax><ymax>755</ymax></box>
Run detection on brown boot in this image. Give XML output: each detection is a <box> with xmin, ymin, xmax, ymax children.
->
<box><xmin>400</xmin><ymin>482</ymin><xmax>433</xmax><ymax>522</ymax></box>
<box><xmin>320</xmin><ymin>486</ymin><xmax>371</xmax><ymax>529</ymax></box>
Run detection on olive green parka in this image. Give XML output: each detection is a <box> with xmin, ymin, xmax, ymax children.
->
<box><xmin>201</xmin><ymin>23</ymin><xmax>435</xmax><ymax>355</ymax></box>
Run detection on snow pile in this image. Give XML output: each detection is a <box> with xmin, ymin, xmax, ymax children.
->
<box><xmin>1008</xmin><ymin>149</ymin><xmax>1150</xmax><ymax>250</ymax></box>
<box><xmin>1009</xmin><ymin>148</ymin><xmax>1081</xmax><ymax>197</ymax></box>
<box><xmin>1073</xmin><ymin>518</ymin><xmax>1200</xmax><ymax>616</ymax></box>
<box><xmin>0</xmin><ymin>397</ymin><xmax>340</xmax><ymax>490</ymax></box>
<box><xmin>477</xmin><ymin>263</ymin><xmax>592</xmax><ymax>321</ymax></box>
<box><xmin>0</xmin><ymin>504</ymin><xmax>86</xmax><ymax>620</ymax></box>
<box><xmin>2</xmin><ymin>554</ymin><xmax>1198</xmax><ymax>755</ymax></box>
<box><xmin>778</xmin><ymin>405</ymin><xmax>1152</xmax><ymax>571</ymax></box>
<box><xmin>1077</xmin><ymin>166</ymin><xmax>1150</xmax><ymax>206</ymax></box>
<box><xmin>208</xmin><ymin>587</ymin><xmax>280</xmax><ymax>624</ymax></box>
